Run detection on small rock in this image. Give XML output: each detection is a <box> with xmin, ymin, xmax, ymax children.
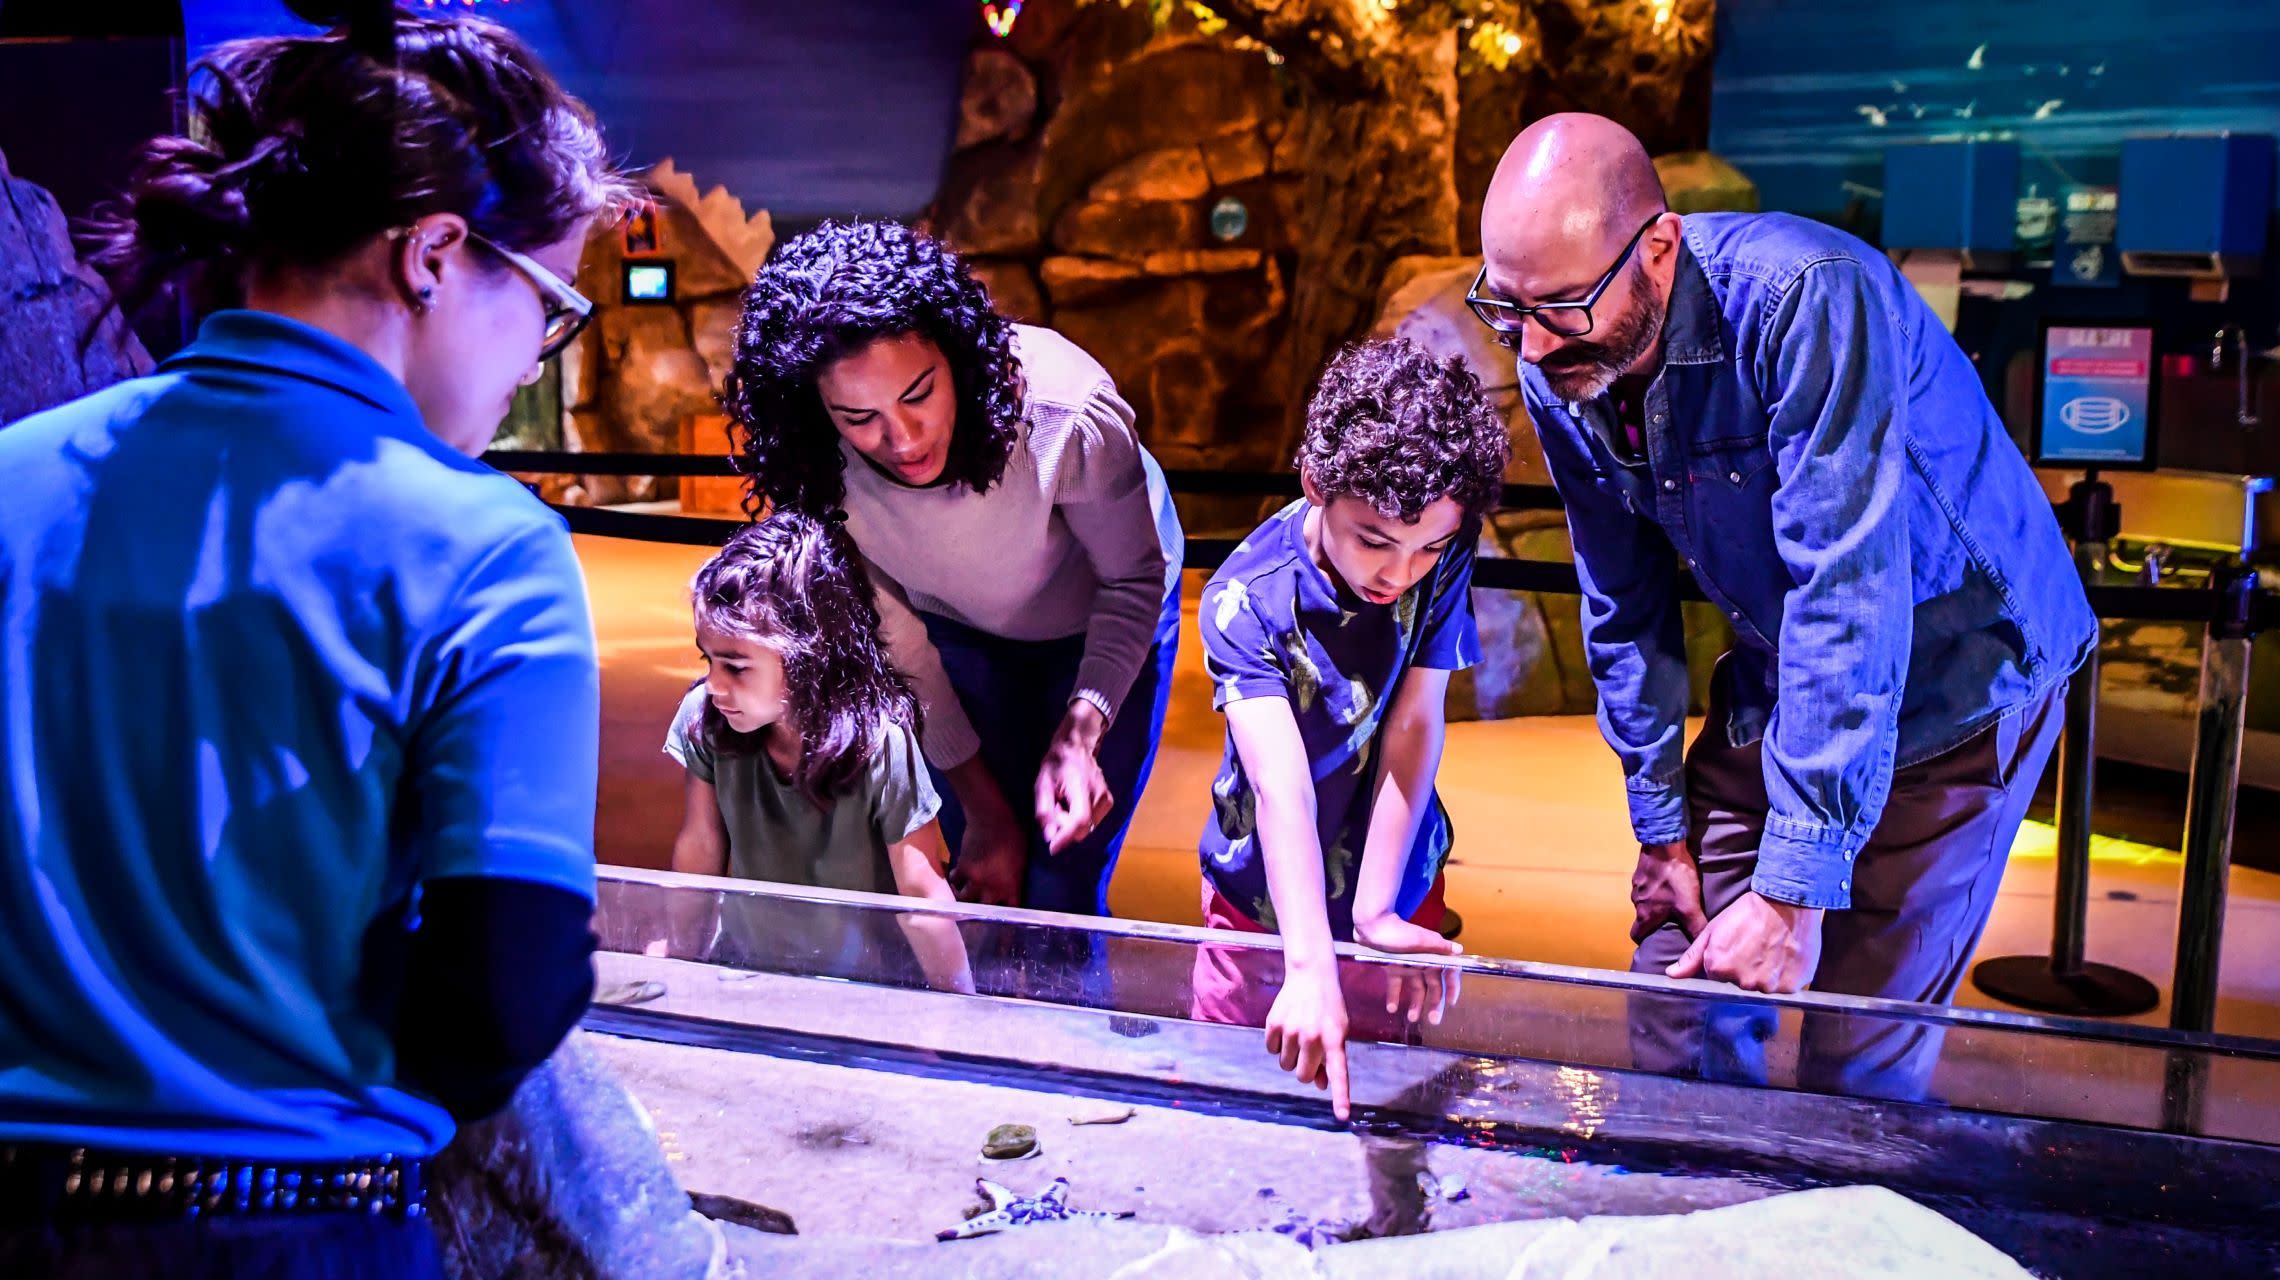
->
<box><xmin>594</xmin><ymin>980</ymin><xmax>666</xmax><ymax>1007</ymax></box>
<box><xmin>1069</xmin><ymin>1107</ymin><xmax>1137</xmax><ymax>1127</ymax></box>
<box><xmin>982</xmin><ymin>1123</ymin><xmax>1038</xmax><ymax>1160</ymax></box>
<box><xmin>689</xmin><ymin>1191</ymin><xmax>797</xmax><ymax>1235</ymax></box>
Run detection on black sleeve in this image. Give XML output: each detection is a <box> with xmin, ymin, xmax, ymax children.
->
<box><xmin>393</xmin><ymin>876</ymin><xmax>596</xmax><ymax>1122</ymax></box>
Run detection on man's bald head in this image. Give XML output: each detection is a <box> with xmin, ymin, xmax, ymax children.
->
<box><xmin>1475</xmin><ymin>114</ymin><xmax>1682</xmax><ymax>399</ymax></box>
<box><xmin>1482</xmin><ymin>113</ymin><xmax>1667</xmax><ymax>287</ymax></box>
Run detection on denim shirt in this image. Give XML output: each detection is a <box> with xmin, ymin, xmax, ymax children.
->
<box><xmin>1519</xmin><ymin>212</ymin><xmax>2095</xmax><ymax>910</ymax></box>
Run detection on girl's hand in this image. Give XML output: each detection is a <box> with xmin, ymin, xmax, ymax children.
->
<box><xmin>1035</xmin><ymin>701</ymin><xmax>1113</xmax><ymax>854</ymax></box>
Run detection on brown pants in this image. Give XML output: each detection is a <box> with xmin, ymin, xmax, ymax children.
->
<box><xmin>1628</xmin><ymin>673</ymin><xmax>2064</xmax><ymax>1102</ymax></box>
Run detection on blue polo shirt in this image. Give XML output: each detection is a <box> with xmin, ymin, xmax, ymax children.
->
<box><xmin>0</xmin><ymin>311</ymin><xmax>599</xmax><ymax>1160</ymax></box>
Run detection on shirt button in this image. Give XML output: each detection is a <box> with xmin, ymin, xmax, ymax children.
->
<box><xmin>1685</xmin><ymin>558</ymin><xmax>1697</xmax><ymax>569</ymax></box>
<box><xmin>1841</xmin><ymin>879</ymin><xmax>1852</xmax><ymax>892</ymax></box>
<box><xmin>1730</xmin><ymin>610</ymin><xmax>1743</xmax><ymax>621</ymax></box>
<box><xmin>1662</xmin><ymin>478</ymin><xmax>1679</xmax><ymax>492</ymax></box>
<box><xmin>1728</xmin><ymin>470</ymin><xmax>1742</xmax><ymax>483</ymax></box>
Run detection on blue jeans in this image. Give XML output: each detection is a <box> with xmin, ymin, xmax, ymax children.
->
<box><xmin>919</xmin><ymin>589</ymin><xmax>1179</xmax><ymax>1010</ymax></box>
<box><xmin>919</xmin><ymin>589</ymin><xmax>1179</xmax><ymax>917</ymax></box>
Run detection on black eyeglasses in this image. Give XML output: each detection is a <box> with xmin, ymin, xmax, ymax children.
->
<box><xmin>1466</xmin><ymin>214</ymin><xmax>1661</xmax><ymax>340</ymax></box>
<box><xmin>469</xmin><ymin>231</ymin><xmax>595</xmax><ymax>361</ymax></box>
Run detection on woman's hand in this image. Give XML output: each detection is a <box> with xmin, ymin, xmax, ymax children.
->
<box><xmin>942</xmin><ymin>758</ymin><xmax>1027</xmax><ymax>907</ymax></box>
<box><xmin>1035</xmin><ymin>699</ymin><xmax>1114</xmax><ymax>854</ymax></box>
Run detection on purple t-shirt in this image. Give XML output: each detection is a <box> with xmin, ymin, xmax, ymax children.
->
<box><xmin>1198</xmin><ymin>500</ymin><xmax>1478</xmax><ymax>938</ymax></box>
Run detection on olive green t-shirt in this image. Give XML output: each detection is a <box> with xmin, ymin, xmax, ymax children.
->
<box><xmin>663</xmin><ymin>685</ymin><xmax>941</xmax><ymax>895</ymax></box>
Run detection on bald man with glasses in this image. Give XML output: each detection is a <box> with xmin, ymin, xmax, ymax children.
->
<box><xmin>1475</xmin><ymin>114</ymin><xmax>2094</xmax><ymax>1100</ymax></box>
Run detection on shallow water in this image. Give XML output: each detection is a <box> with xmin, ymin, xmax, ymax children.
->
<box><xmin>589</xmin><ymin>874</ymin><xmax>2280</xmax><ymax>1277</ymax></box>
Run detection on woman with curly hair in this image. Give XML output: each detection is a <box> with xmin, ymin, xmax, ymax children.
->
<box><xmin>666</xmin><ymin>512</ymin><xmax>971</xmax><ymax>994</ymax></box>
<box><xmin>724</xmin><ymin>220</ymin><xmax>1183</xmax><ymax>922</ymax></box>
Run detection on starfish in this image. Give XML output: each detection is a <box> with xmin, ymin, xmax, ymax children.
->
<box><xmin>936</xmin><ymin>1177</ymin><xmax>1133</xmax><ymax>1242</ymax></box>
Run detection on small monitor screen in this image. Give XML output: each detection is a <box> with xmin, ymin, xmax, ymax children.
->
<box><xmin>625</xmin><ymin>262</ymin><xmax>674</xmax><ymax>304</ymax></box>
<box><xmin>2034</xmin><ymin>322</ymin><xmax>2156</xmax><ymax>470</ymax></box>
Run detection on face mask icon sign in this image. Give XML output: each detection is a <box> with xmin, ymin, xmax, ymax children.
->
<box><xmin>2060</xmin><ymin>395</ymin><xmax>2131</xmax><ymax>435</ymax></box>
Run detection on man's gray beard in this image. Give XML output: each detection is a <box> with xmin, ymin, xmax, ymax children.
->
<box><xmin>1537</xmin><ymin>280</ymin><xmax>1666</xmax><ymax>404</ymax></box>
<box><xmin>1543</xmin><ymin>361</ymin><xmax>1624</xmax><ymax>403</ymax></box>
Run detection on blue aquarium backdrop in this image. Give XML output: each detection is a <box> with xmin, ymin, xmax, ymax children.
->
<box><xmin>184</xmin><ymin>0</ymin><xmax>970</xmax><ymax>221</ymax></box>
<box><xmin>1709</xmin><ymin>0</ymin><xmax>2280</xmax><ymax>227</ymax></box>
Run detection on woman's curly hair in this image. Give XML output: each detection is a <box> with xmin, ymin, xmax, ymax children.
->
<box><xmin>723</xmin><ymin>220</ymin><xmax>1023</xmax><ymax>518</ymax></box>
<box><xmin>689</xmin><ymin>511</ymin><xmax>920</xmax><ymax>807</ymax></box>
<box><xmin>1297</xmin><ymin>337</ymin><xmax>1512</xmax><ymax>523</ymax></box>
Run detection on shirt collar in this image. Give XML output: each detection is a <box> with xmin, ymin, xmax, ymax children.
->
<box><xmin>1280</xmin><ymin>500</ymin><xmax>1345</xmax><ymax>617</ymax></box>
<box><xmin>1659</xmin><ymin>237</ymin><xmax>1726</xmax><ymax>368</ymax></box>
<box><xmin>163</xmin><ymin>310</ymin><xmax>422</xmax><ymax>417</ymax></box>
<box><xmin>157</xmin><ymin>309</ymin><xmax>491</xmax><ymax>471</ymax></box>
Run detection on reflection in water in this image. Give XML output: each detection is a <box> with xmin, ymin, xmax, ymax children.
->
<box><xmin>1555</xmin><ymin>1065</ymin><xmax>1612</xmax><ymax>1141</ymax></box>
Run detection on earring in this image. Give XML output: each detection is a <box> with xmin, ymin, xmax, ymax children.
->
<box><xmin>415</xmin><ymin>285</ymin><xmax>435</xmax><ymax>314</ymax></box>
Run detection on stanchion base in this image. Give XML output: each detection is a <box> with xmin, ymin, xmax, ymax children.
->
<box><xmin>1972</xmin><ymin>955</ymin><xmax>2162</xmax><ymax>1017</ymax></box>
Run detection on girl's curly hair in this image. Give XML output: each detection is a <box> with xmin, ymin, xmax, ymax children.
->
<box><xmin>1297</xmin><ymin>337</ymin><xmax>1512</xmax><ymax>523</ymax></box>
<box><xmin>723</xmin><ymin>220</ymin><xmax>1023</xmax><ymax>518</ymax></box>
<box><xmin>689</xmin><ymin>510</ymin><xmax>920</xmax><ymax>806</ymax></box>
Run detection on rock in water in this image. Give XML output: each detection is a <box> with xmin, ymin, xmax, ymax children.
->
<box><xmin>427</xmin><ymin>1032</ymin><xmax>728</xmax><ymax>1280</ymax></box>
<box><xmin>982</xmin><ymin>1123</ymin><xmax>1039</xmax><ymax>1160</ymax></box>
<box><xmin>0</xmin><ymin>146</ymin><xmax>149</xmax><ymax>426</ymax></box>
<box><xmin>689</xmin><ymin>1191</ymin><xmax>796</xmax><ymax>1236</ymax></box>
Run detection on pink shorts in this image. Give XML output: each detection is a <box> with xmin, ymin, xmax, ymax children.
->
<box><xmin>1187</xmin><ymin>877</ymin><xmax>1448</xmax><ymax>1045</ymax></box>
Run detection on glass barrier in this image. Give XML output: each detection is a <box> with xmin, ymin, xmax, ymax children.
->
<box><xmin>590</xmin><ymin>867</ymin><xmax>2280</xmax><ymax>1274</ymax></box>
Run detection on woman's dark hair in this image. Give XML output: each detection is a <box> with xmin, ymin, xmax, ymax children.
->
<box><xmin>1298</xmin><ymin>337</ymin><xmax>1513</xmax><ymax>523</ymax></box>
<box><xmin>85</xmin><ymin>3</ymin><xmax>638</xmax><ymax>322</ymax></box>
<box><xmin>723</xmin><ymin>220</ymin><xmax>1022</xmax><ymax>519</ymax></box>
<box><xmin>690</xmin><ymin>510</ymin><xmax>921</xmax><ymax>806</ymax></box>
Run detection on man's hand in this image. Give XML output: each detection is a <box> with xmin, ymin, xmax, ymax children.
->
<box><xmin>948</xmin><ymin>813</ymin><xmax>1026</xmax><ymax>907</ymax></box>
<box><xmin>1630</xmin><ymin>840</ymin><xmax>1710</xmax><ymax>944</ymax></box>
<box><xmin>1666</xmin><ymin>890</ymin><xmax>1824</xmax><ymax>993</ymax></box>
<box><xmin>1035</xmin><ymin>701</ymin><xmax>1114</xmax><ymax>854</ymax></box>
<box><xmin>1264</xmin><ymin>964</ymin><xmax>1353</xmax><ymax>1121</ymax></box>
<box><xmin>1353</xmin><ymin>913</ymin><xmax>1463</xmax><ymax>1026</ymax></box>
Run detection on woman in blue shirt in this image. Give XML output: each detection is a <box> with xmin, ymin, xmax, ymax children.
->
<box><xmin>0</xmin><ymin>7</ymin><xmax>634</xmax><ymax>1277</ymax></box>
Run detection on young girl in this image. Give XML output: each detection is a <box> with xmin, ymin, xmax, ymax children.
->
<box><xmin>667</xmin><ymin>511</ymin><xmax>972</xmax><ymax>993</ymax></box>
<box><xmin>725</xmin><ymin>220</ymin><xmax>1183</xmax><ymax>923</ymax></box>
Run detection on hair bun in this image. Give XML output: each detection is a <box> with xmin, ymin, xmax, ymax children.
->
<box><xmin>281</xmin><ymin>0</ymin><xmax>395</xmax><ymax>61</ymax></box>
<box><xmin>280</xmin><ymin>0</ymin><xmax>353</xmax><ymax>25</ymax></box>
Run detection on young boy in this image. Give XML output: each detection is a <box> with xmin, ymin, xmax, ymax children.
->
<box><xmin>1193</xmin><ymin>337</ymin><xmax>1511</xmax><ymax>1119</ymax></box>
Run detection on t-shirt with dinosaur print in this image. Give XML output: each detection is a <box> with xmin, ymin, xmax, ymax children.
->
<box><xmin>1197</xmin><ymin>499</ymin><xmax>1479</xmax><ymax>938</ymax></box>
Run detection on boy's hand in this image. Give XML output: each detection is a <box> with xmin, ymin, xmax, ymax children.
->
<box><xmin>1630</xmin><ymin>840</ymin><xmax>1710</xmax><ymax>943</ymax></box>
<box><xmin>1353</xmin><ymin>914</ymin><xmax>1463</xmax><ymax>1026</ymax></box>
<box><xmin>1036</xmin><ymin>701</ymin><xmax>1114</xmax><ymax>854</ymax></box>
<box><xmin>1264</xmin><ymin>964</ymin><xmax>1352</xmax><ymax>1121</ymax></box>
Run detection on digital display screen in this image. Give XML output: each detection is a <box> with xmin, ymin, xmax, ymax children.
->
<box><xmin>625</xmin><ymin>262</ymin><xmax>674</xmax><ymax>303</ymax></box>
<box><xmin>2035</xmin><ymin>323</ymin><xmax>2156</xmax><ymax>470</ymax></box>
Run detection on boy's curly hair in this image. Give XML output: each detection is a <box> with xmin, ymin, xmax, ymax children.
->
<box><xmin>723</xmin><ymin>219</ymin><xmax>1023</xmax><ymax>518</ymax></box>
<box><xmin>1297</xmin><ymin>337</ymin><xmax>1511</xmax><ymax>523</ymax></box>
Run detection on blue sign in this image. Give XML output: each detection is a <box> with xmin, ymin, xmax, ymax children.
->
<box><xmin>2038</xmin><ymin>325</ymin><xmax>2154</xmax><ymax>467</ymax></box>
